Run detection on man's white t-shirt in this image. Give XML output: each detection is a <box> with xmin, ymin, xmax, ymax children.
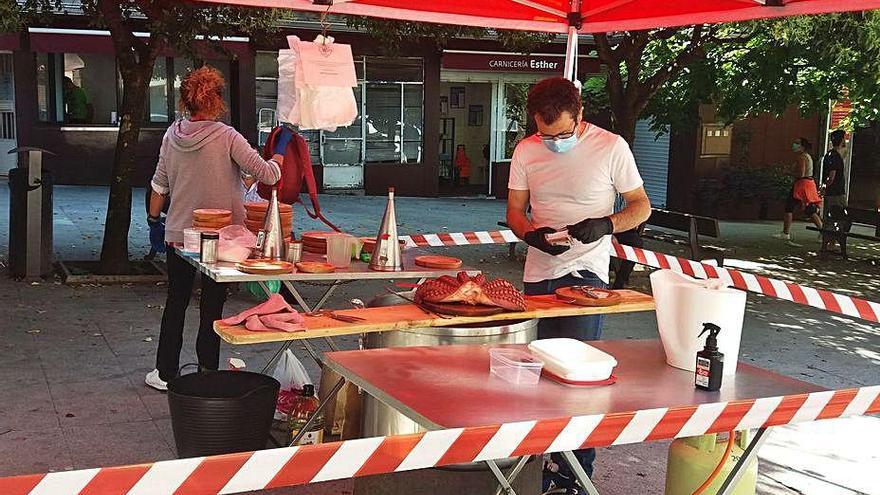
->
<box><xmin>508</xmin><ymin>123</ymin><xmax>644</xmax><ymax>284</ymax></box>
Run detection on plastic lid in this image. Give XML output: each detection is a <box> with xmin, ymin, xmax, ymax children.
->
<box><xmin>301</xmin><ymin>384</ymin><xmax>315</xmax><ymax>396</ymax></box>
<box><xmin>201</xmin><ymin>231</ymin><xmax>219</xmax><ymax>239</ymax></box>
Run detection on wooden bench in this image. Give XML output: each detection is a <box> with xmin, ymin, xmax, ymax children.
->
<box><xmin>641</xmin><ymin>209</ymin><xmax>729</xmax><ymax>266</ymax></box>
<box><xmin>807</xmin><ymin>207</ymin><xmax>880</xmax><ymax>260</ymax></box>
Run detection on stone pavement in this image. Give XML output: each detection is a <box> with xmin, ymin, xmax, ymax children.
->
<box><xmin>0</xmin><ymin>185</ymin><xmax>878</xmax><ymax>494</ymax></box>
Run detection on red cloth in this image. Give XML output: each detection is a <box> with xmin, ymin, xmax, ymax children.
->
<box><xmin>258</xmin><ymin>127</ymin><xmax>313</xmax><ymax>206</ymax></box>
<box><xmin>793</xmin><ymin>177</ymin><xmax>822</xmax><ymax>206</ymax></box>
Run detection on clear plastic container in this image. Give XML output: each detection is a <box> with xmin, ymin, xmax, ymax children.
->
<box><xmin>489</xmin><ymin>348</ymin><xmax>544</xmax><ymax>385</ymax></box>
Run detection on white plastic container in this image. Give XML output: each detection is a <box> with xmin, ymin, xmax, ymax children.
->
<box><xmin>183</xmin><ymin>228</ymin><xmax>201</xmax><ymax>253</ymax></box>
<box><xmin>528</xmin><ymin>339</ymin><xmax>617</xmax><ymax>382</ymax></box>
<box><xmin>650</xmin><ymin>269</ymin><xmax>746</xmax><ymax>376</ymax></box>
<box><xmin>489</xmin><ymin>348</ymin><xmax>544</xmax><ymax>385</ymax></box>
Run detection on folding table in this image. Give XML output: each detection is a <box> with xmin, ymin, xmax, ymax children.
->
<box><xmin>178</xmin><ymin>246</ymin><xmax>477</xmax><ymax>370</ymax></box>
<box><xmin>321</xmin><ymin>340</ymin><xmax>829</xmax><ymax>495</ymax></box>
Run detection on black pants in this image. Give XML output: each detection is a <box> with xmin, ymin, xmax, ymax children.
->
<box><xmin>611</xmin><ymin>228</ymin><xmax>643</xmax><ymax>289</ymax></box>
<box><xmin>156</xmin><ymin>248</ymin><xmax>228</xmax><ymax>381</ymax></box>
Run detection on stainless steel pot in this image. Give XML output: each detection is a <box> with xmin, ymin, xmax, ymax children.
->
<box><xmin>362</xmin><ymin>292</ymin><xmax>538</xmax><ymax>437</ymax></box>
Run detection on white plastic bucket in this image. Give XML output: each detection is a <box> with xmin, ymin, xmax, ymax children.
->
<box><xmin>650</xmin><ymin>270</ymin><xmax>746</xmax><ymax>376</ymax></box>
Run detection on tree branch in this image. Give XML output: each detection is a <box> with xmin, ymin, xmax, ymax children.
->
<box><xmin>594</xmin><ymin>32</ymin><xmax>626</xmax><ymax>112</ymax></box>
<box><xmin>638</xmin><ymin>24</ymin><xmax>708</xmax><ymax>106</ymax></box>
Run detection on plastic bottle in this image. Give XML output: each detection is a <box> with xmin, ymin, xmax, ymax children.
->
<box><xmin>695</xmin><ymin>323</ymin><xmax>724</xmax><ymax>391</ymax></box>
<box><xmin>288</xmin><ymin>384</ymin><xmax>324</xmax><ymax>445</ymax></box>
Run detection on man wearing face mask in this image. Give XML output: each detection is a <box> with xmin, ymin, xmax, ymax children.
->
<box><xmin>506</xmin><ymin>76</ymin><xmax>651</xmax><ymax>489</ymax></box>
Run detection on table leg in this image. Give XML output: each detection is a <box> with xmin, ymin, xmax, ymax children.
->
<box><xmin>281</xmin><ymin>280</ymin><xmax>315</xmax><ymax>313</ymax></box>
<box><xmin>560</xmin><ymin>451</ymin><xmax>601</xmax><ymax>495</ymax></box>
<box><xmin>290</xmin><ymin>376</ymin><xmax>347</xmax><ymax>446</ymax></box>
<box><xmin>492</xmin><ymin>456</ymin><xmax>530</xmax><ymax>495</ymax></box>
<box><xmin>486</xmin><ymin>460</ymin><xmax>519</xmax><ymax>495</ymax></box>
<box><xmin>717</xmin><ymin>428</ymin><xmax>770</xmax><ymax>495</ymax></box>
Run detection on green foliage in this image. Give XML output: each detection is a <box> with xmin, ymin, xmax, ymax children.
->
<box><xmin>4</xmin><ymin>1</ymin><xmax>282</xmax><ymax>61</ymax></box>
<box><xmin>347</xmin><ymin>17</ymin><xmax>552</xmax><ymax>55</ymax></box>
<box><xmin>581</xmin><ymin>74</ymin><xmax>610</xmax><ymax>116</ymax></box>
<box><xmin>645</xmin><ymin>12</ymin><xmax>880</xmax><ymax>132</ymax></box>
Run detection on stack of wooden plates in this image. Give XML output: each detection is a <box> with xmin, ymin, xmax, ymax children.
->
<box><xmin>243</xmin><ymin>201</ymin><xmax>293</xmax><ymax>238</ymax></box>
<box><xmin>301</xmin><ymin>231</ymin><xmax>335</xmax><ymax>254</ymax></box>
<box><xmin>361</xmin><ymin>237</ymin><xmax>407</xmax><ymax>255</ymax></box>
<box><xmin>193</xmin><ymin>209</ymin><xmax>232</xmax><ymax>230</ymax></box>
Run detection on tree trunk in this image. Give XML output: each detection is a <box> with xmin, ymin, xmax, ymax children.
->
<box><xmin>612</xmin><ymin>105</ymin><xmax>639</xmax><ymax>147</ymax></box>
<box><xmin>99</xmin><ymin>63</ymin><xmax>151</xmax><ymax>274</ymax></box>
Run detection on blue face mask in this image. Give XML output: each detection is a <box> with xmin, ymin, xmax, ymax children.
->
<box><xmin>543</xmin><ymin>133</ymin><xmax>579</xmax><ymax>153</ymax></box>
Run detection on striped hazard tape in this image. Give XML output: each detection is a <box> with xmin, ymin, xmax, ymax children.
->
<box><xmin>3</xmin><ymin>386</ymin><xmax>878</xmax><ymax>495</ymax></box>
<box><xmin>400</xmin><ymin>229</ymin><xmax>880</xmax><ymax>325</ymax></box>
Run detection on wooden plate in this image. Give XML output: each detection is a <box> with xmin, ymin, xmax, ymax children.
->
<box><xmin>246</xmin><ymin>210</ymin><xmax>293</xmax><ymax>222</ymax></box>
<box><xmin>302</xmin><ymin>231</ymin><xmax>335</xmax><ymax>242</ymax></box>
<box><xmin>193</xmin><ymin>208</ymin><xmax>232</xmax><ymax>219</ymax></box>
<box><xmin>235</xmin><ymin>259</ymin><xmax>294</xmax><ymax>275</ymax></box>
<box><xmin>414</xmin><ymin>255</ymin><xmax>462</xmax><ymax>270</ymax></box>
<box><xmin>419</xmin><ymin>300</ymin><xmax>506</xmax><ymax>317</ymax></box>
<box><xmin>193</xmin><ymin>220</ymin><xmax>231</xmax><ymax>229</ymax></box>
<box><xmin>295</xmin><ymin>261</ymin><xmax>335</xmax><ymax>273</ymax></box>
<box><xmin>555</xmin><ymin>287</ymin><xmax>622</xmax><ymax>307</ymax></box>
<box><xmin>244</xmin><ymin>201</ymin><xmax>292</xmax><ymax>213</ymax></box>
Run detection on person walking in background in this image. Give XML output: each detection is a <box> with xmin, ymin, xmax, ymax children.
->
<box><xmin>144</xmin><ymin>66</ymin><xmax>283</xmax><ymax>391</ymax></box>
<box><xmin>774</xmin><ymin>138</ymin><xmax>822</xmax><ymax>246</ymax></box>
<box><xmin>454</xmin><ymin>144</ymin><xmax>471</xmax><ymax>186</ymax></box>
<box><xmin>821</xmin><ymin>130</ymin><xmax>848</xmax><ymax>218</ymax></box>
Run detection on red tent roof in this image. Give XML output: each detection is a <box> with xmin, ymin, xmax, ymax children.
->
<box><xmin>197</xmin><ymin>0</ymin><xmax>880</xmax><ymax>33</ymax></box>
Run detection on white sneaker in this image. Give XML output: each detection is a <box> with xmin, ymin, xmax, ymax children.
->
<box><xmin>786</xmin><ymin>239</ymin><xmax>802</xmax><ymax>247</ymax></box>
<box><xmin>145</xmin><ymin>369</ymin><xmax>168</xmax><ymax>391</ymax></box>
<box><xmin>772</xmin><ymin>232</ymin><xmax>791</xmax><ymax>240</ymax></box>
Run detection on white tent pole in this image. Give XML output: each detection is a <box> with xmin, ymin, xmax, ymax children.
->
<box><xmin>563</xmin><ymin>25</ymin><xmax>578</xmax><ymax>81</ymax></box>
<box><xmin>562</xmin><ymin>0</ymin><xmax>581</xmax><ymax>81</ymax></box>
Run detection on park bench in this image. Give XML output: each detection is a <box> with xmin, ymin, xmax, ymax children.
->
<box><xmin>640</xmin><ymin>208</ymin><xmax>729</xmax><ymax>266</ymax></box>
<box><xmin>807</xmin><ymin>207</ymin><xmax>880</xmax><ymax>260</ymax></box>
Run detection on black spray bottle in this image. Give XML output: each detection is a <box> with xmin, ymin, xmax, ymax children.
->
<box><xmin>695</xmin><ymin>323</ymin><xmax>724</xmax><ymax>391</ymax></box>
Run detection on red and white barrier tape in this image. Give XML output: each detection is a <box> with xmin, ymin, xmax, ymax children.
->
<box><xmin>400</xmin><ymin>229</ymin><xmax>880</xmax><ymax>325</ymax></box>
<box><xmin>3</xmin><ymin>386</ymin><xmax>878</xmax><ymax>495</ymax></box>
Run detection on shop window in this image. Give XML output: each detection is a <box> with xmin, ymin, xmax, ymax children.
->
<box><xmin>35</xmin><ymin>52</ymin><xmax>119</xmax><ymax>125</ymax></box>
<box><xmin>148</xmin><ymin>57</ymin><xmax>170</xmax><ymax>123</ymax></box>
<box><xmin>701</xmin><ymin>124</ymin><xmax>732</xmax><ymax>157</ymax></box>
<box><xmin>253</xmin><ymin>52</ymin><xmax>422</xmax><ymax>166</ymax></box>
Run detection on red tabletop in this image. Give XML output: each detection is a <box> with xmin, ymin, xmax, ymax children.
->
<box><xmin>323</xmin><ymin>340</ymin><xmax>826</xmax><ymax>429</ymax></box>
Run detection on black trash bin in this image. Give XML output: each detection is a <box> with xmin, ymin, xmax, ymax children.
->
<box><xmin>168</xmin><ymin>370</ymin><xmax>280</xmax><ymax>458</ymax></box>
<box><xmin>8</xmin><ymin>168</ymin><xmax>53</xmax><ymax>278</ymax></box>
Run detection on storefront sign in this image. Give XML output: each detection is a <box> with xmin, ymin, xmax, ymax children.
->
<box><xmin>442</xmin><ymin>53</ymin><xmax>599</xmax><ymax>75</ymax></box>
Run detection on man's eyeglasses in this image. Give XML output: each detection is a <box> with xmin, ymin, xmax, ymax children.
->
<box><xmin>538</xmin><ymin>122</ymin><xmax>578</xmax><ymax>141</ymax></box>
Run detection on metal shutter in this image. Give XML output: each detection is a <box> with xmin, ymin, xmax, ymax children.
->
<box><xmin>631</xmin><ymin>119</ymin><xmax>670</xmax><ymax>208</ymax></box>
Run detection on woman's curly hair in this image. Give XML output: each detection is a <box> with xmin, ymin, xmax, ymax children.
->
<box><xmin>178</xmin><ymin>65</ymin><xmax>227</xmax><ymax>119</ymax></box>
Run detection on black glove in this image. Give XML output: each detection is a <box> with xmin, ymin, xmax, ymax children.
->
<box><xmin>567</xmin><ymin>217</ymin><xmax>613</xmax><ymax>244</ymax></box>
<box><xmin>524</xmin><ymin>226</ymin><xmax>570</xmax><ymax>256</ymax></box>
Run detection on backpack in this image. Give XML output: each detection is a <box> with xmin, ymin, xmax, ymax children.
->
<box><xmin>258</xmin><ymin>125</ymin><xmax>340</xmax><ymax>232</ymax></box>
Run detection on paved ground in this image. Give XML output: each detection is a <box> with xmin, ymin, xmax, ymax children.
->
<box><xmin>1</xmin><ymin>186</ymin><xmax>879</xmax><ymax>494</ymax></box>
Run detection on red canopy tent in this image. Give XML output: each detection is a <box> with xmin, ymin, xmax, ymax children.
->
<box><xmin>196</xmin><ymin>0</ymin><xmax>880</xmax><ymax>78</ymax></box>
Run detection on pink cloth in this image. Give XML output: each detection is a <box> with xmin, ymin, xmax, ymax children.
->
<box><xmin>221</xmin><ymin>294</ymin><xmax>306</xmax><ymax>333</ymax></box>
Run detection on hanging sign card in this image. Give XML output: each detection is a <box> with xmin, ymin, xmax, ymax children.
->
<box><xmin>293</xmin><ymin>38</ymin><xmax>357</xmax><ymax>88</ymax></box>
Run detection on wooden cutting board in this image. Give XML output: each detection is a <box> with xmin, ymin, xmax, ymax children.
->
<box><xmin>414</xmin><ymin>255</ymin><xmax>462</xmax><ymax>270</ymax></box>
<box><xmin>296</xmin><ymin>261</ymin><xmax>336</xmax><ymax>273</ymax></box>
<box><xmin>214</xmin><ymin>291</ymin><xmax>655</xmax><ymax>345</ymax></box>
<box><xmin>420</xmin><ymin>300</ymin><xmax>506</xmax><ymax>316</ymax></box>
<box><xmin>555</xmin><ymin>287</ymin><xmax>622</xmax><ymax>307</ymax></box>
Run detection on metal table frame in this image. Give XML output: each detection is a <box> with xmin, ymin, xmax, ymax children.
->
<box><xmin>176</xmin><ymin>247</ymin><xmax>475</xmax><ymax>371</ymax></box>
